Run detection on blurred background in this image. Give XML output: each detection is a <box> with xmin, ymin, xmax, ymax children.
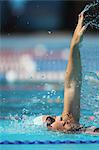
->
<box><xmin>0</xmin><ymin>0</ymin><xmax>98</xmax><ymax>33</ymax></box>
<box><xmin>0</xmin><ymin>0</ymin><xmax>99</xmax><ymax>115</ymax></box>
<box><xmin>0</xmin><ymin>0</ymin><xmax>97</xmax><ymax>83</ymax></box>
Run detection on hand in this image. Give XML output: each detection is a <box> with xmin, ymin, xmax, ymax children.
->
<box><xmin>71</xmin><ymin>13</ymin><xmax>87</xmax><ymax>48</ymax></box>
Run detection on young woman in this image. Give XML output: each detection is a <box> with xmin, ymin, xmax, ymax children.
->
<box><xmin>33</xmin><ymin>13</ymin><xmax>99</xmax><ymax>134</ymax></box>
<box><xmin>1</xmin><ymin>13</ymin><xmax>99</xmax><ymax>134</ymax></box>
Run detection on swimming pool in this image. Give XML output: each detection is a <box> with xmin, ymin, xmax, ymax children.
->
<box><xmin>0</xmin><ymin>35</ymin><xmax>99</xmax><ymax>149</ymax></box>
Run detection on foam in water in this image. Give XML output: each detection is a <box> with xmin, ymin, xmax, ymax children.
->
<box><xmin>82</xmin><ymin>0</ymin><xmax>99</xmax><ymax>29</ymax></box>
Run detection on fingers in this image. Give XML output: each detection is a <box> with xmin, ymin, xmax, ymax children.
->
<box><xmin>72</xmin><ymin>13</ymin><xmax>88</xmax><ymax>45</ymax></box>
<box><xmin>79</xmin><ymin>24</ymin><xmax>88</xmax><ymax>36</ymax></box>
<box><xmin>78</xmin><ymin>12</ymin><xmax>84</xmax><ymax>21</ymax></box>
<box><xmin>82</xmin><ymin>23</ymin><xmax>88</xmax><ymax>32</ymax></box>
<box><xmin>81</xmin><ymin>25</ymin><xmax>87</xmax><ymax>33</ymax></box>
<box><xmin>78</xmin><ymin>12</ymin><xmax>84</xmax><ymax>28</ymax></box>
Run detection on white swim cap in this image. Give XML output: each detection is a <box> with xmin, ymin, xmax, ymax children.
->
<box><xmin>33</xmin><ymin>116</ymin><xmax>45</xmax><ymax>126</ymax></box>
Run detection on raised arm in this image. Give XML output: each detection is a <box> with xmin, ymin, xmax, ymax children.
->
<box><xmin>62</xmin><ymin>13</ymin><xmax>87</xmax><ymax>123</ymax></box>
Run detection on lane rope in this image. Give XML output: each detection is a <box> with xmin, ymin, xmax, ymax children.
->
<box><xmin>0</xmin><ymin>140</ymin><xmax>99</xmax><ymax>144</ymax></box>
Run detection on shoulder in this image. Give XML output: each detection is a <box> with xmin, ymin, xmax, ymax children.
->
<box><xmin>84</xmin><ymin>126</ymin><xmax>99</xmax><ymax>135</ymax></box>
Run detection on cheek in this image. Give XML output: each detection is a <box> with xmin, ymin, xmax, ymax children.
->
<box><xmin>50</xmin><ymin>122</ymin><xmax>57</xmax><ymax>129</ymax></box>
<box><xmin>51</xmin><ymin>122</ymin><xmax>61</xmax><ymax>130</ymax></box>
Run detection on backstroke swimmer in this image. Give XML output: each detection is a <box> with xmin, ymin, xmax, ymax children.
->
<box><xmin>1</xmin><ymin>13</ymin><xmax>99</xmax><ymax>134</ymax></box>
<box><xmin>33</xmin><ymin>12</ymin><xmax>99</xmax><ymax>134</ymax></box>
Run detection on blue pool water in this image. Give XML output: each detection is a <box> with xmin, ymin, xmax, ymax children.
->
<box><xmin>0</xmin><ymin>35</ymin><xmax>99</xmax><ymax>149</ymax></box>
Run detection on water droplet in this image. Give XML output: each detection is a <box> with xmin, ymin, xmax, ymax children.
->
<box><xmin>8</xmin><ymin>33</ymin><xmax>10</xmax><ymax>36</ymax></box>
<box><xmin>97</xmin><ymin>96</ymin><xmax>99</xmax><ymax>100</ymax></box>
<box><xmin>41</xmin><ymin>74</ymin><xmax>46</xmax><ymax>79</ymax></box>
<box><xmin>2</xmin><ymin>97</ymin><xmax>6</xmax><ymax>102</ymax></box>
<box><xmin>27</xmin><ymin>21</ymin><xmax>30</xmax><ymax>25</ymax></box>
<box><xmin>42</xmin><ymin>95</ymin><xmax>46</xmax><ymax>98</ymax></box>
<box><xmin>51</xmin><ymin>89</ymin><xmax>56</xmax><ymax>95</ymax></box>
<box><xmin>22</xmin><ymin>108</ymin><xmax>29</xmax><ymax>114</ymax></box>
<box><xmin>48</xmin><ymin>31</ymin><xmax>52</xmax><ymax>34</ymax></box>
<box><xmin>82</xmin><ymin>1</ymin><xmax>99</xmax><ymax>30</ymax></box>
<box><xmin>47</xmin><ymin>91</ymin><xmax>50</xmax><ymax>94</ymax></box>
<box><xmin>47</xmin><ymin>95</ymin><xmax>50</xmax><ymax>99</ymax></box>
<box><xmin>42</xmin><ymin>101</ymin><xmax>45</xmax><ymax>105</ymax></box>
<box><xmin>57</xmin><ymin>96</ymin><xmax>60</xmax><ymax>99</ymax></box>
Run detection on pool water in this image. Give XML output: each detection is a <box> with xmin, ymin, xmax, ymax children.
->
<box><xmin>0</xmin><ymin>35</ymin><xmax>99</xmax><ymax>149</ymax></box>
<box><xmin>0</xmin><ymin>84</ymin><xmax>99</xmax><ymax>141</ymax></box>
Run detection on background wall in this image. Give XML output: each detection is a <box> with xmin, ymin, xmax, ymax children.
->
<box><xmin>0</xmin><ymin>0</ymin><xmax>96</xmax><ymax>34</ymax></box>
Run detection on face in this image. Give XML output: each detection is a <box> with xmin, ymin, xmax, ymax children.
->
<box><xmin>45</xmin><ymin>116</ymin><xmax>64</xmax><ymax>130</ymax></box>
<box><xmin>45</xmin><ymin>116</ymin><xmax>76</xmax><ymax>131</ymax></box>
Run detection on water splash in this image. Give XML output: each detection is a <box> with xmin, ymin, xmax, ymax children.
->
<box><xmin>82</xmin><ymin>0</ymin><xmax>99</xmax><ymax>29</ymax></box>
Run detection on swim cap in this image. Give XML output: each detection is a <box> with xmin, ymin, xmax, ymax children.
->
<box><xmin>33</xmin><ymin>116</ymin><xmax>44</xmax><ymax>126</ymax></box>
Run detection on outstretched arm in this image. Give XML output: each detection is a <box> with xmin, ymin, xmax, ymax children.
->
<box><xmin>62</xmin><ymin>13</ymin><xmax>87</xmax><ymax>123</ymax></box>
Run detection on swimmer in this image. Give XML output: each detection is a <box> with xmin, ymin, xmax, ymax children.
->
<box><xmin>1</xmin><ymin>13</ymin><xmax>99</xmax><ymax>135</ymax></box>
<box><xmin>33</xmin><ymin>13</ymin><xmax>99</xmax><ymax>134</ymax></box>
